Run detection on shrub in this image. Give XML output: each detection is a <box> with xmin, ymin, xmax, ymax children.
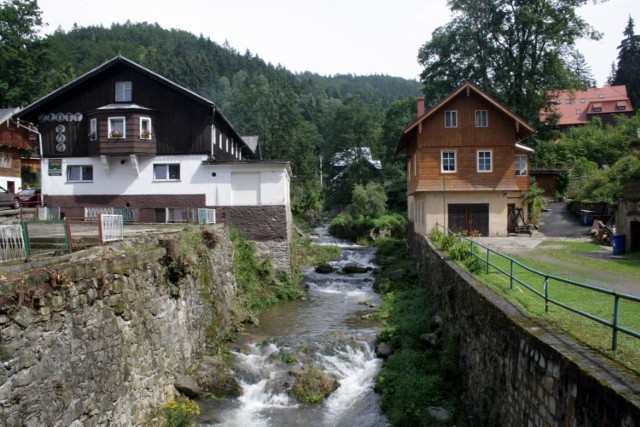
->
<box><xmin>163</xmin><ymin>397</ymin><xmax>200</xmax><ymax>427</ymax></box>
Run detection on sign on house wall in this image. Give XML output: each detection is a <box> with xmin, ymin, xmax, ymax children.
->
<box><xmin>48</xmin><ymin>159</ymin><xmax>62</xmax><ymax>176</ymax></box>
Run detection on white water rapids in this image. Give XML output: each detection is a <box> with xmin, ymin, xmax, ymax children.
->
<box><xmin>198</xmin><ymin>231</ymin><xmax>389</xmax><ymax>426</ymax></box>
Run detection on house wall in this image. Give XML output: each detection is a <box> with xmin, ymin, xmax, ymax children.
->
<box><xmin>408</xmin><ymin>91</ymin><xmax>529</xmax><ymax>195</ymax></box>
<box><xmin>409</xmin><ymin>191</ymin><xmax>526</xmax><ymax>237</ymax></box>
<box><xmin>41</xmin><ymin>156</ymin><xmax>289</xmax><ymax>207</ymax></box>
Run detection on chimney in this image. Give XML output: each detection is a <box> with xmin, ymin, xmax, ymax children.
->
<box><xmin>416</xmin><ymin>96</ymin><xmax>425</xmax><ymax>117</ymax></box>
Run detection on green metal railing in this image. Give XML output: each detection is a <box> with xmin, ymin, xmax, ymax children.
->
<box><xmin>433</xmin><ymin>224</ymin><xmax>640</xmax><ymax>351</ymax></box>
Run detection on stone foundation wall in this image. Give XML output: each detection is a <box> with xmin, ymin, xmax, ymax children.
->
<box><xmin>224</xmin><ymin>205</ymin><xmax>292</xmax><ymax>270</ymax></box>
<box><xmin>0</xmin><ymin>229</ymin><xmax>238</xmax><ymax>426</ymax></box>
<box><xmin>412</xmin><ymin>232</ymin><xmax>640</xmax><ymax>426</ymax></box>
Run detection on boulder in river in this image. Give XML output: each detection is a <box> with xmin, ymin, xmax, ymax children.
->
<box><xmin>428</xmin><ymin>406</ymin><xmax>453</xmax><ymax>423</ymax></box>
<box><xmin>375</xmin><ymin>342</ymin><xmax>393</xmax><ymax>358</ymax></box>
<box><xmin>315</xmin><ymin>263</ymin><xmax>335</xmax><ymax>274</ymax></box>
<box><xmin>342</xmin><ymin>263</ymin><xmax>368</xmax><ymax>274</ymax></box>
<box><xmin>175</xmin><ymin>374</ymin><xmax>202</xmax><ymax>398</ymax></box>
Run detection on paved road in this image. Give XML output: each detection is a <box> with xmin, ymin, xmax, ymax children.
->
<box><xmin>537</xmin><ymin>202</ymin><xmax>593</xmax><ymax>239</ymax></box>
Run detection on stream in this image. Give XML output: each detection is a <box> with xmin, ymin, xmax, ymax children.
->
<box><xmin>198</xmin><ymin>228</ymin><xmax>389</xmax><ymax>427</ymax></box>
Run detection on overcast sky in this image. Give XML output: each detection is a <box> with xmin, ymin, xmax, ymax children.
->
<box><xmin>37</xmin><ymin>0</ymin><xmax>639</xmax><ymax>86</ymax></box>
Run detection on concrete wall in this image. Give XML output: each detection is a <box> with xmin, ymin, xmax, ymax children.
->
<box><xmin>0</xmin><ymin>229</ymin><xmax>239</xmax><ymax>426</ymax></box>
<box><xmin>411</xmin><ymin>232</ymin><xmax>640</xmax><ymax>426</ymax></box>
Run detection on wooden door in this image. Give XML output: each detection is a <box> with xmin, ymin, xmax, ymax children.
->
<box><xmin>448</xmin><ymin>203</ymin><xmax>489</xmax><ymax>236</ymax></box>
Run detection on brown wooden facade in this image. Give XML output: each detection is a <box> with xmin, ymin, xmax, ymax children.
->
<box><xmin>0</xmin><ymin>109</ymin><xmax>38</xmax><ymax>192</ymax></box>
<box><xmin>396</xmin><ymin>83</ymin><xmax>535</xmax><ymax>236</ymax></box>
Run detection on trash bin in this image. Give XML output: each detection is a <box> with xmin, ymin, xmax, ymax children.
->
<box><xmin>612</xmin><ymin>234</ymin><xmax>626</xmax><ymax>255</ymax></box>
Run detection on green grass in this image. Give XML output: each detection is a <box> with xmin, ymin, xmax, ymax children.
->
<box><xmin>453</xmin><ymin>239</ymin><xmax>640</xmax><ymax>374</ymax></box>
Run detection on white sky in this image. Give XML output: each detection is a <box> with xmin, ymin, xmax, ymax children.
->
<box><xmin>37</xmin><ymin>0</ymin><xmax>639</xmax><ymax>86</ymax></box>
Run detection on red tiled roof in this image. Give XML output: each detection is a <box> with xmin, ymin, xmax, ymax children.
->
<box><xmin>542</xmin><ymin>85</ymin><xmax>633</xmax><ymax>126</ymax></box>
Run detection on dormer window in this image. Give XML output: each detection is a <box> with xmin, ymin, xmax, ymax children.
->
<box><xmin>140</xmin><ymin>117</ymin><xmax>152</xmax><ymax>139</ymax></box>
<box><xmin>115</xmin><ymin>81</ymin><xmax>132</xmax><ymax>102</ymax></box>
<box><xmin>108</xmin><ymin>117</ymin><xmax>126</xmax><ymax>138</ymax></box>
<box><xmin>593</xmin><ymin>107</ymin><xmax>602</xmax><ymax>113</ymax></box>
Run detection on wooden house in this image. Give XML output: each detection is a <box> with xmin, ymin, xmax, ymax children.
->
<box><xmin>0</xmin><ymin>108</ymin><xmax>38</xmax><ymax>193</ymax></box>
<box><xmin>16</xmin><ymin>56</ymin><xmax>292</xmax><ymax>268</ymax></box>
<box><xmin>396</xmin><ymin>83</ymin><xmax>535</xmax><ymax>237</ymax></box>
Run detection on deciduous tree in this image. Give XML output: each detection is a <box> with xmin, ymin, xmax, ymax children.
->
<box><xmin>417</xmin><ymin>0</ymin><xmax>603</xmax><ymax>123</ymax></box>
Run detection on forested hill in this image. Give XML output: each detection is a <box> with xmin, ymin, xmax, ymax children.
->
<box><xmin>42</xmin><ymin>22</ymin><xmax>420</xmax><ymax>214</ymax></box>
<box><xmin>46</xmin><ymin>22</ymin><xmax>421</xmax><ymax>108</ymax></box>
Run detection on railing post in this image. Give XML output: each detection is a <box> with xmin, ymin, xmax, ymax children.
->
<box><xmin>486</xmin><ymin>248</ymin><xmax>490</xmax><ymax>274</ymax></box>
<box><xmin>544</xmin><ymin>277</ymin><xmax>549</xmax><ymax>313</ymax></box>
<box><xmin>22</xmin><ymin>221</ymin><xmax>31</xmax><ymax>257</ymax></box>
<box><xmin>65</xmin><ymin>217</ymin><xmax>73</xmax><ymax>253</ymax></box>
<box><xmin>510</xmin><ymin>258</ymin><xmax>514</xmax><ymax>290</ymax></box>
<box><xmin>612</xmin><ymin>294</ymin><xmax>620</xmax><ymax>351</ymax></box>
<box><xmin>98</xmin><ymin>214</ymin><xmax>104</xmax><ymax>245</ymax></box>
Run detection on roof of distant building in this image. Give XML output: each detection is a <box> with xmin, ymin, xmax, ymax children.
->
<box><xmin>543</xmin><ymin>85</ymin><xmax>633</xmax><ymax>126</ymax></box>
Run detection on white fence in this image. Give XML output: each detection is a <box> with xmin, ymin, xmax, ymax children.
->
<box><xmin>0</xmin><ymin>225</ymin><xmax>26</xmax><ymax>263</ymax></box>
<box><xmin>99</xmin><ymin>214</ymin><xmax>124</xmax><ymax>243</ymax></box>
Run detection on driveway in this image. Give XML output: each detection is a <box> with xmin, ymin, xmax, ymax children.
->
<box><xmin>473</xmin><ymin>202</ymin><xmax>638</xmax><ymax>296</ymax></box>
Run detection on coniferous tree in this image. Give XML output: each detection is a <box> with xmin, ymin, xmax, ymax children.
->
<box><xmin>613</xmin><ymin>16</ymin><xmax>640</xmax><ymax>109</ymax></box>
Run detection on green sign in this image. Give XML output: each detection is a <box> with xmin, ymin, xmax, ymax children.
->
<box><xmin>48</xmin><ymin>159</ymin><xmax>62</xmax><ymax>176</ymax></box>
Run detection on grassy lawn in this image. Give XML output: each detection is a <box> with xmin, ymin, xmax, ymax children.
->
<box><xmin>441</xmin><ymin>236</ymin><xmax>640</xmax><ymax>374</ymax></box>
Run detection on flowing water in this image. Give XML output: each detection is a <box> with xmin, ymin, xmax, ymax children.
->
<box><xmin>198</xmin><ymin>228</ymin><xmax>389</xmax><ymax>427</ymax></box>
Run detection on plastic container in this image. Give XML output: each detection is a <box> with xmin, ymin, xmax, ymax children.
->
<box><xmin>612</xmin><ymin>234</ymin><xmax>626</xmax><ymax>255</ymax></box>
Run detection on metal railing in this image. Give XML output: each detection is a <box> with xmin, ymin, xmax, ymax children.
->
<box><xmin>433</xmin><ymin>224</ymin><xmax>640</xmax><ymax>350</ymax></box>
<box><xmin>99</xmin><ymin>214</ymin><xmax>124</xmax><ymax>243</ymax></box>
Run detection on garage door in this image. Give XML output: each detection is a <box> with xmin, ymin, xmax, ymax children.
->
<box><xmin>448</xmin><ymin>203</ymin><xmax>489</xmax><ymax>236</ymax></box>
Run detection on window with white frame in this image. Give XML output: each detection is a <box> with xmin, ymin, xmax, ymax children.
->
<box><xmin>68</xmin><ymin>165</ymin><xmax>93</xmax><ymax>182</ymax></box>
<box><xmin>475</xmin><ymin>110</ymin><xmax>488</xmax><ymax>127</ymax></box>
<box><xmin>444</xmin><ymin>110</ymin><xmax>457</xmax><ymax>128</ymax></box>
<box><xmin>441</xmin><ymin>151</ymin><xmax>456</xmax><ymax>173</ymax></box>
<box><xmin>477</xmin><ymin>150</ymin><xmax>492</xmax><ymax>172</ymax></box>
<box><xmin>515</xmin><ymin>154</ymin><xmax>528</xmax><ymax>176</ymax></box>
<box><xmin>89</xmin><ymin>118</ymin><xmax>97</xmax><ymax>140</ymax></box>
<box><xmin>140</xmin><ymin>117</ymin><xmax>152</xmax><ymax>139</ymax></box>
<box><xmin>115</xmin><ymin>81</ymin><xmax>132</xmax><ymax>102</ymax></box>
<box><xmin>108</xmin><ymin>117</ymin><xmax>125</xmax><ymax>138</ymax></box>
<box><xmin>153</xmin><ymin>163</ymin><xmax>180</xmax><ymax>181</ymax></box>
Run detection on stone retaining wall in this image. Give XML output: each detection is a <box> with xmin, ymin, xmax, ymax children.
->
<box><xmin>411</xmin><ymin>232</ymin><xmax>640</xmax><ymax>426</ymax></box>
<box><xmin>0</xmin><ymin>229</ymin><xmax>238</xmax><ymax>426</ymax></box>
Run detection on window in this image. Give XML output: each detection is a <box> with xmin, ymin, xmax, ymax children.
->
<box><xmin>115</xmin><ymin>81</ymin><xmax>132</xmax><ymax>102</ymax></box>
<box><xmin>444</xmin><ymin>110</ymin><xmax>457</xmax><ymax>128</ymax></box>
<box><xmin>0</xmin><ymin>153</ymin><xmax>11</xmax><ymax>168</ymax></box>
<box><xmin>108</xmin><ymin>117</ymin><xmax>125</xmax><ymax>138</ymax></box>
<box><xmin>580</xmin><ymin>98</ymin><xmax>586</xmax><ymax>104</ymax></box>
<box><xmin>475</xmin><ymin>110</ymin><xmax>488</xmax><ymax>127</ymax></box>
<box><xmin>616</xmin><ymin>105</ymin><xmax>626</xmax><ymax>111</ymax></box>
<box><xmin>515</xmin><ymin>154</ymin><xmax>527</xmax><ymax>176</ymax></box>
<box><xmin>89</xmin><ymin>118</ymin><xmax>97</xmax><ymax>140</ymax></box>
<box><xmin>565</xmin><ymin>99</ymin><xmax>571</xmax><ymax>104</ymax></box>
<box><xmin>593</xmin><ymin>107</ymin><xmax>602</xmax><ymax>113</ymax></box>
<box><xmin>576</xmin><ymin>109</ymin><xmax>581</xmax><ymax>115</ymax></box>
<box><xmin>441</xmin><ymin>151</ymin><xmax>456</xmax><ymax>173</ymax></box>
<box><xmin>477</xmin><ymin>150</ymin><xmax>492</xmax><ymax>172</ymax></box>
<box><xmin>153</xmin><ymin>163</ymin><xmax>180</xmax><ymax>181</ymax></box>
<box><xmin>68</xmin><ymin>165</ymin><xmax>93</xmax><ymax>182</ymax></box>
<box><xmin>140</xmin><ymin>117</ymin><xmax>152</xmax><ymax>139</ymax></box>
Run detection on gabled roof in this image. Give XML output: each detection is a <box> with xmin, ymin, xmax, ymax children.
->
<box><xmin>543</xmin><ymin>85</ymin><xmax>633</xmax><ymax>126</ymax></box>
<box><xmin>0</xmin><ymin>108</ymin><xmax>19</xmax><ymax>123</ymax></box>
<box><xmin>17</xmin><ymin>55</ymin><xmax>245</xmax><ymax>146</ymax></box>
<box><xmin>396</xmin><ymin>82</ymin><xmax>535</xmax><ymax>154</ymax></box>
